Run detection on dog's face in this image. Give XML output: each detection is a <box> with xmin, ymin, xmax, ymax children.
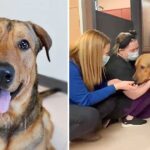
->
<box><xmin>0</xmin><ymin>18</ymin><xmax>51</xmax><ymax>127</ymax></box>
<box><xmin>133</xmin><ymin>53</ymin><xmax>150</xmax><ymax>84</ymax></box>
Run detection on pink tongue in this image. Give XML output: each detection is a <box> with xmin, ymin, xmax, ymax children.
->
<box><xmin>0</xmin><ymin>90</ymin><xmax>11</xmax><ymax>114</ymax></box>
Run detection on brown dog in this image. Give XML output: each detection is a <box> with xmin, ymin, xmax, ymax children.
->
<box><xmin>133</xmin><ymin>53</ymin><xmax>150</xmax><ymax>84</ymax></box>
<box><xmin>0</xmin><ymin>18</ymin><xmax>54</xmax><ymax>150</ymax></box>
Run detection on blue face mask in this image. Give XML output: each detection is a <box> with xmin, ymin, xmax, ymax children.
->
<box><xmin>128</xmin><ymin>50</ymin><xmax>139</xmax><ymax>61</ymax></box>
<box><xmin>103</xmin><ymin>55</ymin><xmax>110</xmax><ymax>66</ymax></box>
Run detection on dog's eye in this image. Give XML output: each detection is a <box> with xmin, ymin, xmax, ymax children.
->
<box><xmin>141</xmin><ymin>65</ymin><xmax>145</xmax><ymax>69</ymax></box>
<box><xmin>18</xmin><ymin>40</ymin><xmax>30</xmax><ymax>50</ymax></box>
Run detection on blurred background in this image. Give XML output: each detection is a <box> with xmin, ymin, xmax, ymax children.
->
<box><xmin>70</xmin><ymin>0</ymin><xmax>150</xmax><ymax>54</ymax></box>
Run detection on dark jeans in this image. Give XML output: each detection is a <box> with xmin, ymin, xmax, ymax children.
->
<box><xmin>70</xmin><ymin>99</ymin><xmax>115</xmax><ymax>141</ymax></box>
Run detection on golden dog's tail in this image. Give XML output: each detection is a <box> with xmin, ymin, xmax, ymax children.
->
<box><xmin>39</xmin><ymin>88</ymin><xmax>61</xmax><ymax>99</ymax></box>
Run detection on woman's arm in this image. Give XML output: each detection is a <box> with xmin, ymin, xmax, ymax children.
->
<box><xmin>108</xmin><ymin>79</ymin><xmax>150</xmax><ymax>99</ymax></box>
<box><xmin>105</xmin><ymin>55</ymin><xmax>150</xmax><ymax>100</ymax></box>
<box><xmin>123</xmin><ymin>80</ymin><xmax>150</xmax><ymax>100</ymax></box>
<box><xmin>70</xmin><ymin>63</ymin><xmax>116</xmax><ymax>106</ymax></box>
<box><xmin>70</xmin><ymin>62</ymin><xmax>136</xmax><ymax>106</ymax></box>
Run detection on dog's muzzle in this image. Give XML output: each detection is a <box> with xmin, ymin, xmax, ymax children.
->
<box><xmin>0</xmin><ymin>62</ymin><xmax>14</xmax><ymax>89</ymax></box>
<box><xmin>0</xmin><ymin>62</ymin><xmax>15</xmax><ymax>114</ymax></box>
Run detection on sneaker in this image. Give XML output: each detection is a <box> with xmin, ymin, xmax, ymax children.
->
<box><xmin>122</xmin><ymin>117</ymin><xmax>147</xmax><ymax>127</ymax></box>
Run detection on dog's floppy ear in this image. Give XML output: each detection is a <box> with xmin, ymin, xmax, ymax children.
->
<box><xmin>30</xmin><ymin>23</ymin><xmax>52</xmax><ymax>62</ymax></box>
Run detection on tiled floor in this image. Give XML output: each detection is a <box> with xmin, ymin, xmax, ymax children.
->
<box><xmin>39</xmin><ymin>86</ymin><xmax>68</xmax><ymax>150</ymax></box>
<box><xmin>70</xmin><ymin>119</ymin><xmax>150</xmax><ymax>150</ymax></box>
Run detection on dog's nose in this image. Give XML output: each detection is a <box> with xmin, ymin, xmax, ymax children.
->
<box><xmin>0</xmin><ymin>63</ymin><xmax>14</xmax><ymax>88</ymax></box>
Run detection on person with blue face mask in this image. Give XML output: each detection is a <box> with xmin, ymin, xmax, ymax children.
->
<box><xmin>69</xmin><ymin>30</ymin><xmax>136</xmax><ymax>141</ymax></box>
<box><xmin>103</xmin><ymin>55</ymin><xmax>110</xmax><ymax>66</ymax></box>
<box><xmin>105</xmin><ymin>31</ymin><xmax>150</xmax><ymax>127</ymax></box>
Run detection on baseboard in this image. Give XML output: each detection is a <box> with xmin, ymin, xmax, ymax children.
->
<box><xmin>38</xmin><ymin>74</ymin><xmax>67</xmax><ymax>93</ymax></box>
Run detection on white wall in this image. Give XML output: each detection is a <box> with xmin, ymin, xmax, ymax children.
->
<box><xmin>0</xmin><ymin>0</ymin><xmax>68</xmax><ymax>82</ymax></box>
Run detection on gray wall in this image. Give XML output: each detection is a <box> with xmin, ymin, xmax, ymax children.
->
<box><xmin>96</xmin><ymin>11</ymin><xmax>133</xmax><ymax>50</ymax></box>
<box><xmin>131</xmin><ymin>0</ymin><xmax>142</xmax><ymax>52</ymax></box>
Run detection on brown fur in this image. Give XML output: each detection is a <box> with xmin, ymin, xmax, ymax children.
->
<box><xmin>133</xmin><ymin>53</ymin><xmax>150</xmax><ymax>84</ymax></box>
<box><xmin>0</xmin><ymin>18</ymin><xmax>54</xmax><ymax>150</ymax></box>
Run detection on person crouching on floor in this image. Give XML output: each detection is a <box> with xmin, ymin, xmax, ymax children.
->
<box><xmin>69</xmin><ymin>30</ymin><xmax>136</xmax><ymax>141</ymax></box>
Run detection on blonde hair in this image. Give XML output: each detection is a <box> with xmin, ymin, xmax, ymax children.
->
<box><xmin>112</xmin><ymin>32</ymin><xmax>131</xmax><ymax>54</ymax></box>
<box><xmin>70</xmin><ymin>29</ymin><xmax>110</xmax><ymax>91</ymax></box>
